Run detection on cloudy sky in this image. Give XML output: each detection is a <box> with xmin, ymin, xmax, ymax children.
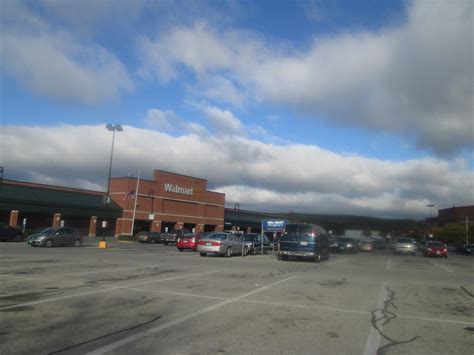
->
<box><xmin>1</xmin><ymin>0</ymin><xmax>473</xmax><ymax>219</ymax></box>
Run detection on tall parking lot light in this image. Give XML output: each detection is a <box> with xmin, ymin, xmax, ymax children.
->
<box><xmin>427</xmin><ymin>204</ymin><xmax>434</xmax><ymax>218</ymax></box>
<box><xmin>101</xmin><ymin>124</ymin><xmax>123</xmax><ymax>248</ymax></box>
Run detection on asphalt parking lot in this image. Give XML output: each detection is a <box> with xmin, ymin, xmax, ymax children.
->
<box><xmin>1</xmin><ymin>239</ymin><xmax>473</xmax><ymax>355</ymax></box>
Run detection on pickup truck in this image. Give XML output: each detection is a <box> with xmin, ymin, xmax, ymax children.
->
<box><xmin>161</xmin><ymin>229</ymin><xmax>191</xmax><ymax>245</ymax></box>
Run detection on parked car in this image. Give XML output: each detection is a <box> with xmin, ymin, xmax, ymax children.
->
<box><xmin>0</xmin><ymin>223</ymin><xmax>24</xmax><ymax>242</ymax></box>
<box><xmin>373</xmin><ymin>239</ymin><xmax>386</xmax><ymax>249</ymax></box>
<box><xmin>330</xmin><ymin>237</ymin><xmax>357</xmax><ymax>254</ymax></box>
<box><xmin>394</xmin><ymin>238</ymin><xmax>416</xmax><ymax>255</ymax></box>
<box><xmin>197</xmin><ymin>232</ymin><xmax>246</xmax><ymax>257</ymax></box>
<box><xmin>161</xmin><ymin>229</ymin><xmax>191</xmax><ymax>245</ymax></box>
<box><xmin>137</xmin><ymin>231</ymin><xmax>163</xmax><ymax>244</ymax></box>
<box><xmin>28</xmin><ymin>227</ymin><xmax>82</xmax><ymax>247</ymax></box>
<box><xmin>278</xmin><ymin>223</ymin><xmax>330</xmax><ymax>262</ymax></box>
<box><xmin>458</xmin><ymin>244</ymin><xmax>474</xmax><ymax>255</ymax></box>
<box><xmin>241</xmin><ymin>233</ymin><xmax>272</xmax><ymax>254</ymax></box>
<box><xmin>176</xmin><ymin>233</ymin><xmax>202</xmax><ymax>251</ymax></box>
<box><xmin>359</xmin><ymin>239</ymin><xmax>375</xmax><ymax>252</ymax></box>
<box><xmin>423</xmin><ymin>241</ymin><xmax>448</xmax><ymax>258</ymax></box>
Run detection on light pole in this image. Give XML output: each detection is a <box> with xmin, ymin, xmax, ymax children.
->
<box><xmin>101</xmin><ymin>123</ymin><xmax>123</xmax><ymax>246</ymax></box>
<box><xmin>427</xmin><ymin>204</ymin><xmax>434</xmax><ymax>218</ymax></box>
<box><xmin>235</xmin><ymin>202</ymin><xmax>240</xmax><ymax>231</ymax></box>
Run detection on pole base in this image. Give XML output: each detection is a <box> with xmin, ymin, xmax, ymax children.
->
<box><xmin>99</xmin><ymin>241</ymin><xmax>107</xmax><ymax>249</ymax></box>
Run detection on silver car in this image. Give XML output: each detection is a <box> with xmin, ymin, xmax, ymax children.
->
<box><xmin>28</xmin><ymin>227</ymin><xmax>82</xmax><ymax>247</ymax></box>
<box><xmin>197</xmin><ymin>232</ymin><xmax>245</xmax><ymax>257</ymax></box>
<box><xmin>394</xmin><ymin>237</ymin><xmax>416</xmax><ymax>255</ymax></box>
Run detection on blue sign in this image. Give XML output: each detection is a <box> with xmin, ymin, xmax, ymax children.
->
<box><xmin>262</xmin><ymin>219</ymin><xmax>288</xmax><ymax>232</ymax></box>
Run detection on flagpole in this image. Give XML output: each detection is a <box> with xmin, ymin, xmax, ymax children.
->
<box><xmin>130</xmin><ymin>168</ymin><xmax>141</xmax><ymax>236</ymax></box>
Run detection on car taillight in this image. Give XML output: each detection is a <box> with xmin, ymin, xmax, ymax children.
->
<box><xmin>192</xmin><ymin>237</ymin><xmax>196</xmax><ymax>243</ymax></box>
<box><xmin>428</xmin><ymin>248</ymin><xmax>433</xmax><ymax>251</ymax></box>
<box><xmin>177</xmin><ymin>238</ymin><xmax>181</xmax><ymax>242</ymax></box>
<box><xmin>443</xmin><ymin>248</ymin><xmax>447</xmax><ymax>252</ymax></box>
<box><xmin>198</xmin><ymin>240</ymin><xmax>206</xmax><ymax>245</ymax></box>
<box><xmin>211</xmin><ymin>241</ymin><xmax>222</xmax><ymax>246</ymax></box>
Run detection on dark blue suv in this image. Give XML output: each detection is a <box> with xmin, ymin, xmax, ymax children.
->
<box><xmin>278</xmin><ymin>223</ymin><xmax>330</xmax><ymax>262</ymax></box>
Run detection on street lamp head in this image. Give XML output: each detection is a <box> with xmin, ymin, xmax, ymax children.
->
<box><xmin>106</xmin><ymin>123</ymin><xmax>123</xmax><ymax>132</ymax></box>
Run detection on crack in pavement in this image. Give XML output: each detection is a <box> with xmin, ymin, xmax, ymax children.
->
<box><xmin>370</xmin><ymin>287</ymin><xmax>420</xmax><ymax>355</ymax></box>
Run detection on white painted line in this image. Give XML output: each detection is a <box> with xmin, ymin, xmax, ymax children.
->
<box><xmin>125</xmin><ymin>285</ymin><xmax>474</xmax><ymax>326</ymax></box>
<box><xmin>430</xmin><ymin>261</ymin><xmax>454</xmax><ymax>273</ymax></box>
<box><xmin>398</xmin><ymin>314</ymin><xmax>474</xmax><ymax>326</ymax></box>
<box><xmin>0</xmin><ymin>270</ymin><xmax>221</xmax><ymax>311</ymax></box>
<box><xmin>86</xmin><ymin>276</ymin><xmax>297</xmax><ymax>355</ymax></box>
<box><xmin>239</xmin><ymin>299</ymin><xmax>369</xmax><ymax>315</ymax></box>
<box><xmin>0</xmin><ymin>266</ymin><xmax>147</xmax><ymax>283</ymax></box>
<box><xmin>124</xmin><ymin>287</ymin><xmax>228</xmax><ymax>301</ymax></box>
<box><xmin>363</xmin><ymin>282</ymin><xmax>388</xmax><ymax>355</ymax></box>
<box><xmin>386</xmin><ymin>259</ymin><xmax>392</xmax><ymax>270</ymax></box>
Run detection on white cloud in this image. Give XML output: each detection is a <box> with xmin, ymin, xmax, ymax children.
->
<box><xmin>145</xmin><ymin>109</ymin><xmax>179</xmax><ymax>131</ymax></box>
<box><xmin>2</xmin><ymin>124</ymin><xmax>473</xmax><ymax>219</ymax></box>
<box><xmin>139</xmin><ymin>0</ymin><xmax>473</xmax><ymax>155</ymax></box>
<box><xmin>202</xmin><ymin>105</ymin><xmax>243</xmax><ymax>134</ymax></box>
<box><xmin>0</xmin><ymin>2</ymin><xmax>133</xmax><ymax>104</ymax></box>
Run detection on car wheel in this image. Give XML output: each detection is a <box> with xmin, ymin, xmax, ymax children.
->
<box><xmin>14</xmin><ymin>234</ymin><xmax>22</xmax><ymax>242</ymax></box>
<box><xmin>45</xmin><ymin>240</ymin><xmax>53</xmax><ymax>248</ymax></box>
<box><xmin>200</xmin><ymin>253</ymin><xmax>206</xmax><ymax>257</ymax></box>
<box><xmin>178</xmin><ymin>248</ymin><xmax>183</xmax><ymax>252</ymax></box>
<box><xmin>315</xmin><ymin>253</ymin><xmax>322</xmax><ymax>263</ymax></box>
<box><xmin>225</xmin><ymin>247</ymin><xmax>232</xmax><ymax>257</ymax></box>
<box><xmin>164</xmin><ymin>242</ymin><xmax>169</xmax><ymax>245</ymax></box>
<box><xmin>445</xmin><ymin>255</ymin><xmax>448</xmax><ymax>258</ymax></box>
<box><xmin>281</xmin><ymin>255</ymin><xmax>289</xmax><ymax>261</ymax></box>
<box><xmin>243</xmin><ymin>247</ymin><xmax>248</xmax><ymax>256</ymax></box>
<box><xmin>74</xmin><ymin>239</ymin><xmax>81</xmax><ymax>247</ymax></box>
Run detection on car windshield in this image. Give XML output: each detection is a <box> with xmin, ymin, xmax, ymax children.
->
<box><xmin>338</xmin><ymin>238</ymin><xmax>352</xmax><ymax>243</ymax></box>
<box><xmin>397</xmin><ymin>238</ymin><xmax>413</xmax><ymax>243</ymax></box>
<box><xmin>427</xmin><ymin>241</ymin><xmax>443</xmax><ymax>247</ymax></box>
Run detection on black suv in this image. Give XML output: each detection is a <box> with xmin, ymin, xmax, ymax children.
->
<box><xmin>0</xmin><ymin>223</ymin><xmax>24</xmax><ymax>242</ymax></box>
<box><xmin>241</xmin><ymin>233</ymin><xmax>272</xmax><ymax>254</ymax></box>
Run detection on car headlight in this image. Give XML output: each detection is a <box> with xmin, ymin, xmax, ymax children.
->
<box><xmin>347</xmin><ymin>243</ymin><xmax>353</xmax><ymax>247</ymax></box>
<box><xmin>38</xmin><ymin>235</ymin><xmax>46</xmax><ymax>241</ymax></box>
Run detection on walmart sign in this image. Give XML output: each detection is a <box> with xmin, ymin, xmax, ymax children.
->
<box><xmin>262</xmin><ymin>219</ymin><xmax>288</xmax><ymax>232</ymax></box>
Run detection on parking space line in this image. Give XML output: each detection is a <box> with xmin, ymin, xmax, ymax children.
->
<box><xmin>430</xmin><ymin>261</ymin><xmax>454</xmax><ymax>273</ymax></box>
<box><xmin>119</xmin><ymin>284</ymin><xmax>474</xmax><ymax>326</ymax></box>
<box><xmin>86</xmin><ymin>276</ymin><xmax>297</xmax><ymax>355</ymax></box>
<box><xmin>123</xmin><ymin>286</ymin><xmax>228</xmax><ymax>301</ymax></box>
<box><xmin>0</xmin><ymin>270</ymin><xmax>222</xmax><ymax>311</ymax></box>
<box><xmin>0</xmin><ymin>266</ymin><xmax>147</xmax><ymax>283</ymax></box>
<box><xmin>397</xmin><ymin>314</ymin><xmax>474</xmax><ymax>326</ymax></box>
<box><xmin>363</xmin><ymin>282</ymin><xmax>388</xmax><ymax>355</ymax></box>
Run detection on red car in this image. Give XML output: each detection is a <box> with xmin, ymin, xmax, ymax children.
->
<box><xmin>423</xmin><ymin>241</ymin><xmax>448</xmax><ymax>258</ymax></box>
<box><xmin>176</xmin><ymin>233</ymin><xmax>201</xmax><ymax>251</ymax></box>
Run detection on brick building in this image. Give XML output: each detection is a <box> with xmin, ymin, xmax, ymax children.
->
<box><xmin>110</xmin><ymin>170</ymin><xmax>225</xmax><ymax>236</ymax></box>
<box><xmin>438</xmin><ymin>205</ymin><xmax>474</xmax><ymax>226</ymax></box>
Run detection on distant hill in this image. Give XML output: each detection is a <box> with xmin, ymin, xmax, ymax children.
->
<box><xmin>291</xmin><ymin>213</ymin><xmax>421</xmax><ymax>237</ymax></box>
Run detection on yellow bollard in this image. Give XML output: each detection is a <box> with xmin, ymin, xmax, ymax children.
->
<box><xmin>99</xmin><ymin>241</ymin><xmax>107</xmax><ymax>249</ymax></box>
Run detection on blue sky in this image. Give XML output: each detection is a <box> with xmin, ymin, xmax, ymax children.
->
<box><xmin>1</xmin><ymin>0</ymin><xmax>473</xmax><ymax>218</ymax></box>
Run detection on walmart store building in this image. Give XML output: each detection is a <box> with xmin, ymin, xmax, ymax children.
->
<box><xmin>0</xmin><ymin>169</ymin><xmax>225</xmax><ymax>236</ymax></box>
